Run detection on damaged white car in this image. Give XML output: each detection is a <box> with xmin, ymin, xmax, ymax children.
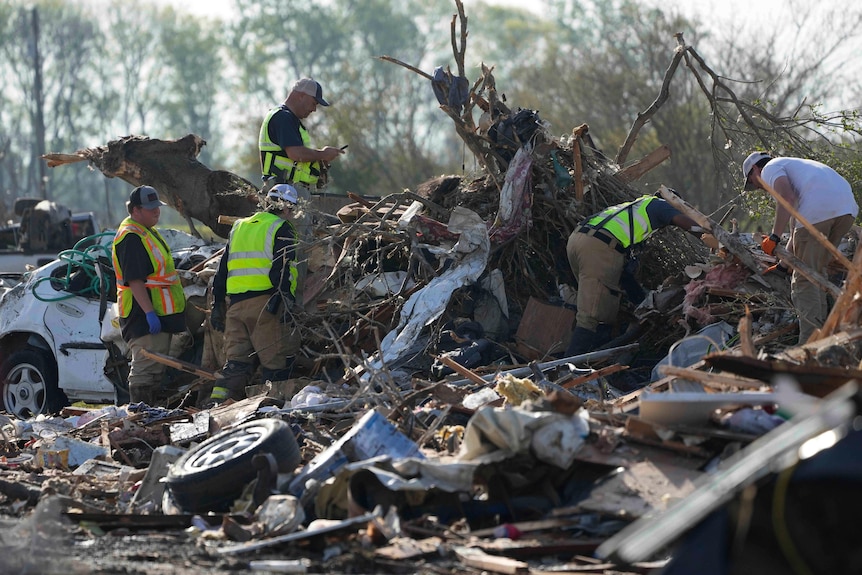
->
<box><xmin>0</xmin><ymin>230</ymin><xmax>221</xmax><ymax>418</ymax></box>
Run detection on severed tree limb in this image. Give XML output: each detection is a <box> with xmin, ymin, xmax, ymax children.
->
<box><xmin>43</xmin><ymin>134</ymin><xmax>259</xmax><ymax>238</ymax></box>
<box><xmin>616</xmin><ymin>33</ymin><xmax>686</xmax><ymax>166</ymax></box>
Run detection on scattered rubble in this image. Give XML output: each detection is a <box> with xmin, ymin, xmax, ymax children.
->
<box><xmin>12</xmin><ymin>2</ymin><xmax>862</xmax><ymax>573</ymax></box>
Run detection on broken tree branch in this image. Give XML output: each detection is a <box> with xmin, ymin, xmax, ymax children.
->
<box><xmin>616</xmin><ymin>33</ymin><xmax>686</xmax><ymax>166</ymax></box>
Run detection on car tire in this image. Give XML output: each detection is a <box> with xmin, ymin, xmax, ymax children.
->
<box><xmin>0</xmin><ymin>347</ymin><xmax>67</xmax><ymax>418</ymax></box>
<box><xmin>165</xmin><ymin>418</ymin><xmax>301</xmax><ymax>512</ymax></box>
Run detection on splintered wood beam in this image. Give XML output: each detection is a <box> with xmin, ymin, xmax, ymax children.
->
<box><xmin>657</xmin><ymin>185</ymin><xmax>790</xmax><ymax>296</ymax></box>
<box><xmin>571</xmin><ymin>124</ymin><xmax>589</xmax><ymax>202</ymax></box>
<box><xmin>657</xmin><ymin>365</ymin><xmax>765</xmax><ymax>390</ymax></box>
<box><xmin>618</xmin><ymin>144</ymin><xmax>671</xmax><ymax>182</ymax></box>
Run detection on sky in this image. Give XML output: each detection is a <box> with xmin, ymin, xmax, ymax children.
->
<box><xmin>152</xmin><ymin>0</ymin><xmax>793</xmax><ymax>22</ymax></box>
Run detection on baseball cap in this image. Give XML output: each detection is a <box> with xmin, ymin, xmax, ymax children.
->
<box><xmin>742</xmin><ymin>152</ymin><xmax>772</xmax><ymax>190</ymax></box>
<box><xmin>292</xmin><ymin>77</ymin><xmax>329</xmax><ymax>106</ymax></box>
<box><xmin>128</xmin><ymin>185</ymin><xmax>167</xmax><ymax>209</ymax></box>
<box><xmin>267</xmin><ymin>183</ymin><xmax>299</xmax><ymax>205</ymax></box>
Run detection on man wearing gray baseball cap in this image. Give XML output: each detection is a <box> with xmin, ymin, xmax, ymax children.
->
<box><xmin>258</xmin><ymin>77</ymin><xmax>346</xmax><ymax>303</ymax></box>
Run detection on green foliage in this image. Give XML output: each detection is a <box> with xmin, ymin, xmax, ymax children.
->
<box><xmin>0</xmin><ymin>0</ymin><xmax>860</xmax><ymax>233</ymax></box>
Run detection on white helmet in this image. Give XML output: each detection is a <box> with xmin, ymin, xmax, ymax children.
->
<box><xmin>267</xmin><ymin>183</ymin><xmax>299</xmax><ymax>205</ymax></box>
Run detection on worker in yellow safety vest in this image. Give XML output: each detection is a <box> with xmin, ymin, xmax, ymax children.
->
<box><xmin>259</xmin><ymin>76</ymin><xmax>345</xmax><ymax>304</ymax></box>
<box><xmin>564</xmin><ymin>193</ymin><xmax>716</xmax><ymax>357</ymax></box>
<box><xmin>207</xmin><ymin>184</ymin><xmax>303</xmax><ymax>406</ymax></box>
<box><xmin>112</xmin><ymin>186</ymin><xmax>187</xmax><ymax>406</ymax></box>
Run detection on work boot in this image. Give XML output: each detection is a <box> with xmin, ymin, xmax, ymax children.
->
<box><xmin>564</xmin><ymin>326</ymin><xmax>599</xmax><ymax>358</ymax></box>
<box><xmin>129</xmin><ymin>385</ymin><xmax>159</xmax><ymax>407</ymax></box>
<box><xmin>207</xmin><ymin>360</ymin><xmax>253</xmax><ymax>406</ymax></box>
<box><xmin>262</xmin><ymin>357</ymin><xmax>297</xmax><ymax>402</ymax></box>
<box><xmin>594</xmin><ymin>323</ymin><xmax>615</xmax><ymax>349</ymax></box>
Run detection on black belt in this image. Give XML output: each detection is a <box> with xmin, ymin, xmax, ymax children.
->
<box><xmin>577</xmin><ymin>225</ymin><xmax>626</xmax><ymax>254</ymax></box>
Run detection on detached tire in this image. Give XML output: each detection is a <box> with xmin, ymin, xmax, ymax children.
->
<box><xmin>0</xmin><ymin>347</ymin><xmax>66</xmax><ymax>418</ymax></box>
<box><xmin>165</xmin><ymin>418</ymin><xmax>300</xmax><ymax>512</ymax></box>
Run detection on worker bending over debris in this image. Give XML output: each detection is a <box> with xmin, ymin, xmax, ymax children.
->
<box><xmin>111</xmin><ymin>186</ymin><xmax>187</xmax><ymax>406</ymax></box>
<box><xmin>208</xmin><ymin>184</ymin><xmax>303</xmax><ymax>406</ymax></box>
<box><xmin>565</xmin><ymin>192</ymin><xmax>716</xmax><ymax>357</ymax></box>
<box><xmin>743</xmin><ymin>151</ymin><xmax>859</xmax><ymax>344</ymax></box>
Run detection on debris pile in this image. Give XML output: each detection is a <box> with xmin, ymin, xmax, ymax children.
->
<box><xmin>13</xmin><ymin>2</ymin><xmax>862</xmax><ymax>573</ymax></box>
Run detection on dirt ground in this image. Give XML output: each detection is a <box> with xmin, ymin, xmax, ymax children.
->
<box><xmin>0</xmin><ymin>499</ymin><xmax>470</xmax><ymax>575</ymax></box>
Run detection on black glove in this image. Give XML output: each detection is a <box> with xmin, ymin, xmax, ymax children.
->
<box><xmin>265</xmin><ymin>293</ymin><xmax>282</xmax><ymax>316</ymax></box>
<box><xmin>764</xmin><ymin>262</ymin><xmax>789</xmax><ymax>276</ymax></box>
<box><xmin>210</xmin><ymin>301</ymin><xmax>226</xmax><ymax>332</ymax></box>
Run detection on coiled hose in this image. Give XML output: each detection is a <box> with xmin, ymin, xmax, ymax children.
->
<box><xmin>31</xmin><ymin>232</ymin><xmax>115</xmax><ymax>302</ymax></box>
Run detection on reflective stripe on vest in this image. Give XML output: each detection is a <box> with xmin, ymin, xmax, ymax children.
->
<box><xmin>587</xmin><ymin>195</ymin><xmax>656</xmax><ymax>248</ymax></box>
<box><xmin>259</xmin><ymin>107</ymin><xmax>320</xmax><ymax>185</ymax></box>
<box><xmin>111</xmin><ymin>218</ymin><xmax>185</xmax><ymax>318</ymax></box>
<box><xmin>226</xmin><ymin>212</ymin><xmax>298</xmax><ymax>296</ymax></box>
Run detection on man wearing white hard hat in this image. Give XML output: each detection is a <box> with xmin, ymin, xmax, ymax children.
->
<box><xmin>743</xmin><ymin>151</ymin><xmax>858</xmax><ymax>343</ymax></box>
<box><xmin>206</xmin><ymin>184</ymin><xmax>303</xmax><ymax>405</ymax></box>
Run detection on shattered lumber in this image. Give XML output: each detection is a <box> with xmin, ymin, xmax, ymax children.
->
<box><xmin>760</xmin><ymin>179</ymin><xmax>853</xmax><ymax>270</ymax></box>
<box><xmin>658</xmin><ymin>185</ymin><xmax>790</xmax><ymax>296</ymax></box>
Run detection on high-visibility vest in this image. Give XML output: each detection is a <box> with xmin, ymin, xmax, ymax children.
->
<box><xmin>587</xmin><ymin>195</ymin><xmax>657</xmax><ymax>248</ymax></box>
<box><xmin>259</xmin><ymin>107</ymin><xmax>320</xmax><ymax>185</ymax></box>
<box><xmin>226</xmin><ymin>212</ymin><xmax>298</xmax><ymax>296</ymax></box>
<box><xmin>112</xmin><ymin>217</ymin><xmax>185</xmax><ymax>318</ymax></box>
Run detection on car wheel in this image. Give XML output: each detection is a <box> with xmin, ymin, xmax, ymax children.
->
<box><xmin>165</xmin><ymin>418</ymin><xmax>301</xmax><ymax>512</ymax></box>
<box><xmin>0</xmin><ymin>348</ymin><xmax>66</xmax><ymax>418</ymax></box>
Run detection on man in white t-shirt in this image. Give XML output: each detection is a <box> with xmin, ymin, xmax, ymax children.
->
<box><xmin>743</xmin><ymin>151</ymin><xmax>859</xmax><ymax>343</ymax></box>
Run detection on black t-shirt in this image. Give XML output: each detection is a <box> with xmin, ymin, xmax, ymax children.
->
<box><xmin>268</xmin><ymin>106</ymin><xmax>305</xmax><ymax>150</ymax></box>
<box><xmin>115</xmin><ymin>233</ymin><xmax>186</xmax><ymax>340</ymax></box>
<box><xmin>645</xmin><ymin>198</ymin><xmax>682</xmax><ymax>229</ymax></box>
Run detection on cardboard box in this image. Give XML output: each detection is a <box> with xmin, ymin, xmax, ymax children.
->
<box><xmin>514</xmin><ymin>297</ymin><xmax>576</xmax><ymax>360</ymax></box>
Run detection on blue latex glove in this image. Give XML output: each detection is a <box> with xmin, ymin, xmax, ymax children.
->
<box><xmin>145</xmin><ymin>311</ymin><xmax>162</xmax><ymax>334</ymax></box>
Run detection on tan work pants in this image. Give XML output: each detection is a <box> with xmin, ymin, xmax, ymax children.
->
<box><xmin>224</xmin><ymin>294</ymin><xmax>301</xmax><ymax>371</ymax></box>
<box><xmin>127</xmin><ymin>331</ymin><xmax>172</xmax><ymax>403</ymax></box>
<box><xmin>790</xmin><ymin>213</ymin><xmax>855</xmax><ymax>344</ymax></box>
<box><xmin>566</xmin><ymin>231</ymin><xmax>625</xmax><ymax>331</ymax></box>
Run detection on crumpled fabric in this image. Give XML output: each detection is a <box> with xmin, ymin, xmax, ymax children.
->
<box><xmin>457</xmin><ymin>405</ymin><xmax>590</xmax><ymax>468</ymax></box>
<box><xmin>431</xmin><ymin>66</ymin><xmax>470</xmax><ymax>111</ymax></box>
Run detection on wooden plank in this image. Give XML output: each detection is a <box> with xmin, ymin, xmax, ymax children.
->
<box><xmin>759</xmin><ymin>179</ymin><xmax>852</xmax><ymax>270</ymax></box>
<box><xmin>560</xmin><ymin>364</ymin><xmax>627</xmax><ymax>389</ymax></box>
<box><xmin>140</xmin><ymin>348</ymin><xmax>219</xmax><ymax>380</ymax></box>
<box><xmin>453</xmin><ymin>546</ymin><xmax>529</xmax><ymax>574</ymax></box>
<box><xmin>618</xmin><ymin>144</ymin><xmax>671</xmax><ymax>182</ymax></box>
<box><xmin>704</xmin><ymin>349</ymin><xmax>862</xmax><ymax>397</ymax></box>
<box><xmin>657</xmin><ymin>186</ymin><xmax>790</xmax><ymax>297</ymax></box>
<box><xmin>435</xmin><ymin>354</ymin><xmax>487</xmax><ymax>386</ymax></box>
<box><xmin>658</xmin><ymin>365</ymin><xmax>766</xmax><ymax>390</ymax></box>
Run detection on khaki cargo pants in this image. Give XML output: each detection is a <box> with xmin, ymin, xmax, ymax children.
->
<box><xmin>566</xmin><ymin>230</ymin><xmax>625</xmax><ymax>331</ymax></box>
<box><xmin>224</xmin><ymin>293</ymin><xmax>301</xmax><ymax>371</ymax></box>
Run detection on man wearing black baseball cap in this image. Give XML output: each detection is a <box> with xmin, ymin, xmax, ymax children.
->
<box><xmin>111</xmin><ymin>185</ymin><xmax>187</xmax><ymax>405</ymax></box>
